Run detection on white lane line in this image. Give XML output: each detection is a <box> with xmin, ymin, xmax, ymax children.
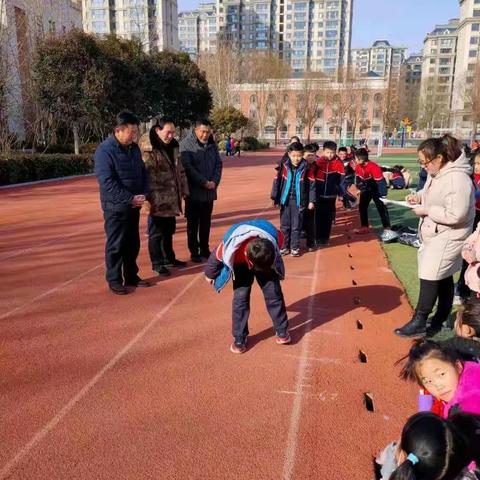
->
<box><xmin>288</xmin><ymin>274</ymin><xmax>314</xmax><ymax>280</ymax></box>
<box><xmin>0</xmin><ymin>263</ymin><xmax>103</xmax><ymax>321</ymax></box>
<box><xmin>0</xmin><ymin>227</ymin><xmax>94</xmax><ymax>263</ymax></box>
<box><xmin>282</xmin><ymin>250</ymin><xmax>320</xmax><ymax>480</ymax></box>
<box><xmin>284</xmin><ymin>354</ymin><xmax>341</xmax><ymax>365</ymax></box>
<box><xmin>0</xmin><ymin>274</ymin><xmax>201</xmax><ymax>479</ymax></box>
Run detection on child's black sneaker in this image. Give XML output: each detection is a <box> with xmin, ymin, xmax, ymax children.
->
<box><xmin>291</xmin><ymin>249</ymin><xmax>300</xmax><ymax>257</ymax></box>
<box><xmin>276</xmin><ymin>332</ymin><xmax>291</xmax><ymax>345</ymax></box>
<box><xmin>280</xmin><ymin>248</ymin><xmax>291</xmax><ymax>256</ymax></box>
<box><xmin>230</xmin><ymin>338</ymin><xmax>247</xmax><ymax>354</ymax></box>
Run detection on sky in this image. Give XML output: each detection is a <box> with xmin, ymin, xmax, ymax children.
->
<box><xmin>177</xmin><ymin>0</ymin><xmax>459</xmax><ymax>53</ymax></box>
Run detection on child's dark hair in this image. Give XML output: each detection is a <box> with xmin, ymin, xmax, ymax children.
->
<box><xmin>304</xmin><ymin>143</ymin><xmax>318</xmax><ymax>153</ymax></box>
<box><xmin>338</xmin><ymin>146</ymin><xmax>348</xmax><ymax>154</ymax></box>
<box><xmin>397</xmin><ymin>339</ymin><xmax>462</xmax><ymax>383</ymax></box>
<box><xmin>355</xmin><ymin>147</ymin><xmax>369</xmax><ymax>162</ymax></box>
<box><xmin>246</xmin><ymin>238</ymin><xmax>275</xmax><ymax>272</ymax></box>
<box><xmin>323</xmin><ymin>140</ymin><xmax>337</xmax><ymax>151</ymax></box>
<box><xmin>418</xmin><ymin>134</ymin><xmax>462</xmax><ymax>166</ymax></box>
<box><xmin>287</xmin><ymin>142</ymin><xmax>304</xmax><ymax>153</ymax></box>
<box><xmin>289</xmin><ymin>136</ymin><xmax>301</xmax><ymax>144</ymax></box>
<box><xmin>456</xmin><ymin>296</ymin><xmax>480</xmax><ymax>336</ymax></box>
<box><xmin>390</xmin><ymin>412</ymin><xmax>480</xmax><ymax>480</ymax></box>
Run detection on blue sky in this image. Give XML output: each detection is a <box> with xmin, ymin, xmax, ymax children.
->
<box><xmin>177</xmin><ymin>0</ymin><xmax>459</xmax><ymax>53</ymax></box>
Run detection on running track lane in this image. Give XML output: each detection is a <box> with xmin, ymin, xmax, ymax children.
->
<box><xmin>0</xmin><ymin>151</ymin><xmax>416</xmax><ymax>479</ymax></box>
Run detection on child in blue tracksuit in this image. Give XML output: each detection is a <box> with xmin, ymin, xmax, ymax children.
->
<box><xmin>271</xmin><ymin>142</ymin><xmax>315</xmax><ymax>257</ymax></box>
<box><xmin>204</xmin><ymin>220</ymin><xmax>290</xmax><ymax>354</ymax></box>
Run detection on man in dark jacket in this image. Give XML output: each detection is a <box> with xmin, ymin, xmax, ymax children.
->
<box><xmin>180</xmin><ymin>119</ymin><xmax>223</xmax><ymax>263</ymax></box>
<box><xmin>94</xmin><ymin>111</ymin><xmax>151</xmax><ymax>295</ymax></box>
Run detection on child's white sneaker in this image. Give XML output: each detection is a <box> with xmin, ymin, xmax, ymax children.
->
<box><xmin>291</xmin><ymin>249</ymin><xmax>300</xmax><ymax>257</ymax></box>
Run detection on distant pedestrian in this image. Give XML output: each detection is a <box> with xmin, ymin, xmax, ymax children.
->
<box><xmin>94</xmin><ymin>111</ymin><xmax>151</xmax><ymax>295</ymax></box>
<box><xmin>225</xmin><ymin>136</ymin><xmax>232</xmax><ymax>156</ymax></box>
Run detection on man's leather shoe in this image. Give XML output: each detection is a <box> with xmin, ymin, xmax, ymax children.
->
<box><xmin>109</xmin><ymin>283</ymin><xmax>128</xmax><ymax>295</ymax></box>
<box><xmin>125</xmin><ymin>277</ymin><xmax>152</xmax><ymax>287</ymax></box>
<box><xmin>191</xmin><ymin>255</ymin><xmax>202</xmax><ymax>263</ymax></box>
<box><xmin>165</xmin><ymin>259</ymin><xmax>187</xmax><ymax>267</ymax></box>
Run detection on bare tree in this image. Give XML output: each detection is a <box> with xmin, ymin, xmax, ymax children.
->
<box><xmin>418</xmin><ymin>76</ymin><xmax>447</xmax><ymax>136</ymax></box>
<box><xmin>382</xmin><ymin>77</ymin><xmax>401</xmax><ymax>136</ymax></box>
<box><xmin>198</xmin><ymin>43</ymin><xmax>242</xmax><ymax>109</ymax></box>
<box><xmin>460</xmin><ymin>64</ymin><xmax>480</xmax><ymax>139</ymax></box>
<box><xmin>296</xmin><ymin>72</ymin><xmax>327</xmax><ymax>142</ymax></box>
<box><xmin>244</xmin><ymin>51</ymin><xmax>290</xmax><ymax>138</ymax></box>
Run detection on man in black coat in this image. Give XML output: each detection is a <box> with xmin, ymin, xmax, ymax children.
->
<box><xmin>94</xmin><ymin>111</ymin><xmax>151</xmax><ymax>295</ymax></box>
<box><xmin>180</xmin><ymin>119</ymin><xmax>223</xmax><ymax>263</ymax></box>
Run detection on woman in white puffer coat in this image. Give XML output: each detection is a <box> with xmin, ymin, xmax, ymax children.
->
<box><xmin>395</xmin><ymin>135</ymin><xmax>475</xmax><ymax>338</ymax></box>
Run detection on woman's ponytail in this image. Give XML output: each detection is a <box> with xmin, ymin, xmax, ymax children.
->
<box><xmin>389</xmin><ymin>459</ymin><xmax>417</xmax><ymax>480</ymax></box>
<box><xmin>441</xmin><ymin>134</ymin><xmax>462</xmax><ymax>164</ymax></box>
<box><xmin>449</xmin><ymin>413</ymin><xmax>480</xmax><ymax>464</ymax></box>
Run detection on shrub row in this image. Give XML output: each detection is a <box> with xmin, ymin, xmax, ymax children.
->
<box><xmin>0</xmin><ymin>153</ymin><xmax>94</xmax><ymax>186</ymax></box>
<box><xmin>240</xmin><ymin>136</ymin><xmax>270</xmax><ymax>151</ymax></box>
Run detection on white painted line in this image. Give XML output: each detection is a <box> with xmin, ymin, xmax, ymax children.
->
<box><xmin>0</xmin><ymin>173</ymin><xmax>95</xmax><ymax>190</ymax></box>
<box><xmin>284</xmin><ymin>354</ymin><xmax>341</xmax><ymax>365</ymax></box>
<box><xmin>0</xmin><ymin>263</ymin><xmax>103</xmax><ymax>321</ymax></box>
<box><xmin>288</xmin><ymin>274</ymin><xmax>314</xmax><ymax>280</ymax></box>
<box><xmin>0</xmin><ymin>274</ymin><xmax>201</xmax><ymax>479</ymax></box>
<box><xmin>0</xmin><ymin>227</ymin><xmax>93</xmax><ymax>263</ymax></box>
<box><xmin>282</xmin><ymin>249</ymin><xmax>320</xmax><ymax>480</ymax></box>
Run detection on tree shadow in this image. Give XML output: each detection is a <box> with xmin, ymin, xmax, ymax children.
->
<box><xmin>247</xmin><ymin>284</ymin><xmax>404</xmax><ymax>348</ymax></box>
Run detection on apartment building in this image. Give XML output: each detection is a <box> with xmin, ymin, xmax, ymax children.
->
<box><xmin>1</xmin><ymin>0</ymin><xmax>82</xmax><ymax>140</ymax></box>
<box><xmin>451</xmin><ymin>0</ymin><xmax>480</xmax><ymax>136</ymax></box>
<box><xmin>398</xmin><ymin>53</ymin><xmax>423</xmax><ymax>123</ymax></box>
<box><xmin>418</xmin><ymin>18</ymin><xmax>458</xmax><ymax>129</ymax></box>
<box><xmin>216</xmin><ymin>0</ymin><xmax>353</xmax><ymax>75</ymax></box>
<box><xmin>351</xmin><ymin>40</ymin><xmax>408</xmax><ymax>79</ymax></box>
<box><xmin>178</xmin><ymin>2</ymin><xmax>217</xmax><ymax>58</ymax></box>
<box><xmin>82</xmin><ymin>0</ymin><xmax>179</xmax><ymax>52</ymax></box>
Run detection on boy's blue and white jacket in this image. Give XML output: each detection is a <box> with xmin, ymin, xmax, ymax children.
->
<box><xmin>271</xmin><ymin>159</ymin><xmax>315</xmax><ymax>208</ymax></box>
<box><xmin>204</xmin><ymin>219</ymin><xmax>285</xmax><ymax>293</ymax></box>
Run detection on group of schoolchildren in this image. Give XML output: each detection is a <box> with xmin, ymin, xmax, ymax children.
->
<box><xmin>203</xmin><ymin>137</ymin><xmax>480</xmax><ymax>479</ymax></box>
<box><xmin>270</xmin><ymin>137</ymin><xmax>398</xmax><ymax>256</ymax></box>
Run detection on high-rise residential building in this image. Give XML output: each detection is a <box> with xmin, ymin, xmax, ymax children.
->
<box><xmin>82</xmin><ymin>0</ymin><xmax>179</xmax><ymax>52</ymax></box>
<box><xmin>452</xmin><ymin>0</ymin><xmax>480</xmax><ymax>136</ymax></box>
<box><xmin>398</xmin><ymin>53</ymin><xmax>423</xmax><ymax>123</ymax></box>
<box><xmin>216</xmin><ymin>0</ymin><xmax>353</xmax><ymax>75</ymax></box>
<box><xmin>1</xmin><ymin>0</ymin><xmax>82</xmax><ymax>140</ymax></box>
<box><xmin>351</xmin><ymin>40</ymin><xmax>408</xmax><ymax>79</ymax></box>
<box><xmin>178</xmin><ymin>2</ymin><xmax>217</xmax><ymax>58</ymax></box>
<box><xmin>418</xmin><ymin>18</ymin><xmax>458</xmax><ymax>129</ymax></box>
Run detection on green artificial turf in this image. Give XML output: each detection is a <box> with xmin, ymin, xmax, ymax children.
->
<box><xmin>368</xmin><ymin>154</ymin><xmax>421</xmax><ymax>307</ymax></box>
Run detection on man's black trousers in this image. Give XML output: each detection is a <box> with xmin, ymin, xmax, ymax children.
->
<box><xmin>103</xmin><ymin>208</ymin><xmax>140</xmax><ymax>285</ymax></box>
<box><xmin>185</xmin><ymin>199</ymin><xmax>214</xmax><ymax>256</ymax></box>
<box><xmin>148</xmin><ymin>216</ymin><xmax>177</xmax><ymax>271</ymax></box>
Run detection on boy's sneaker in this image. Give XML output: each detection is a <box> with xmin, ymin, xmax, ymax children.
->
<box><xmin>380</xmin><ymin>229</ymin><xmax>399</xmax><ymax>244</ymax></box>
<box><xmin>280</xmin><ymin>248</ymin><xmax>291</xmax><ymax>256</ymax></box>
<box><xmin>307</xmin><ymin>246</ymin><xmax>316</xmax><ymax>252</ymax></box>
<box><xmin>354</xmin><ymin>227</ymin><xmax>370</xmax><ymax>235</ymax></box>
<box><xmin>276</xmin><ymin>332</ymin><xmax>292</xmax><ymax>345</ymax></box>
<box><xmin>230</xmin><ymin>338</ymin><xmax>247</xmax><ymax>354</ymax></box>
<box><xmin>291</xmin><ymin>249</ymin><xmax>300</xmax><ymax>257</ymax></box>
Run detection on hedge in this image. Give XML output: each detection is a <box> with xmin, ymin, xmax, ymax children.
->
<box><xmin>240</xmin><ymin>137</ymin><xmax>270</xmax><ymax>151</ymax></box>
<box><xmin>0</xmin><ymin>153</ymin><xmax>94</xmax><ymax>186</ymax></box>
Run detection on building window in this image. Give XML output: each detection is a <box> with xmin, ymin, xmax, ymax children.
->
<box><xmin>471</xmin><ymin>37</ymin><xmax>479</xmax><ymax>45</ymax></box>
<box><xmin>472</xmin><ymin>23</ymin><xmax>480</xmax><ymax>31</ymax></box>
<box><xmin>474</xmin><ymin>10</ymin><xmax>480</xmax><ymax>17</ymax></box>
<box><xmin>469</xmin><ymin>50</ymin><xmax>478</xmax><ymax>57</ymax></box>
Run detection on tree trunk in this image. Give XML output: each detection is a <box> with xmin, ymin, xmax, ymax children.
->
<box><xmin>275</xmin><ymin>127</ymin><xmax>278</xmax><ymax>146</ymax></box>
<box><xmin>73</xmin><ymin>122</ymin><xmax>80</xmax><ymax>155</ymax></box>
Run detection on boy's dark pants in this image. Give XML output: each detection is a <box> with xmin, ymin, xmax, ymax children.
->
<box><xmin>315</xmin><ymin>197</ymin><xmax>336</xmax><ymax>243</ymax></box>
<box><xmin>280</xmin><ymin>200</ymin><xmax>303</xmax><ymax>250</ymax></box>
<box><xmin>359</xmin><ymin>191</ymin><xmax>390</xmax><ymax>228</ymax></box>
<box><xmin>303</xmin><ymin>208</ymin><xmax>315</xmax><ymax>248</ymax></box>
<box><xmin>232</xmin><ymin>263</ymin><xmax>288</xmax><ymax>341</ymax></box>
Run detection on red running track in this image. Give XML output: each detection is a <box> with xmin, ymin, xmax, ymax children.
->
<box><xmin>0</xmin><ymin>151</ymin><xmax>416</xmax><ymax>479</ymax></box>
